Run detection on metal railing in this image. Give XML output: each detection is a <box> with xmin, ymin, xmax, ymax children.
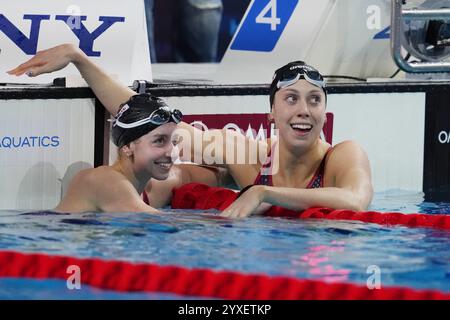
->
<box><xmin>391</xmin><ymin>0</ymin><xmax>450</xmax><ymax>72</ymax></box>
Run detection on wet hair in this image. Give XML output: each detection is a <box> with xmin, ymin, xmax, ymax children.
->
<box><xmin>111</xmin><ymin>94</ymin><xmax>173</xmax><ymax>148</ymax></box>
<box><xmin>269</xmin><ymin>61</ymin><xmax>327</xmax><ymax>108</ymax></box>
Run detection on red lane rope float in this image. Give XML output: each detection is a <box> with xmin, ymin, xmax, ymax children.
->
<box><xmin>171</xmin><ymin>183</ymin><xmax>450</xmax><ymax>230</ymax></box>
<box><xmin>1</xmin><ymin>250</ymin><xmax>449</xmax><ymax>300</ymax></box>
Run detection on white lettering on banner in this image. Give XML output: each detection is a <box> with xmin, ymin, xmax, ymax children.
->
<box><xmin>255</xmin><ymin>0</ymin><xmax>281</xmax><ymax>31</ymax></box>
<box><xmin>366</xmin><ymin>5</ymin><xmax>382</xmax><ymax>30</ymax></box>
<box><xmin>438</xmin><ymin>131</ymin><xmax>450</xmax><ymax>144</ymax></box>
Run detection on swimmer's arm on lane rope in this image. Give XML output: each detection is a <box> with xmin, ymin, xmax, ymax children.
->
<box><xmin>221</xmin><ymin>186</ymin><xmax>367</xmax><ymax>219</ymax></box>
<box><xmin>7</xmin><ymin>43</ymin><xmax>134</xmax><ymax>115</ymax></box>
<box><xmin>222</xmin><ymin>141</ymin><xmax>373</xmax><ymax>218</ymax></box>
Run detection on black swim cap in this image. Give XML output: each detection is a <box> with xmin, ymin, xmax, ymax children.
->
<box><xmin>111</xmin><ymin>94</ymin><xmax>175</xmax><ymax>148</ymax></box>
<box><xmin>269</xmin><ymin>61</ymin><xmax>327</xmax><ymax>108</ymax></box>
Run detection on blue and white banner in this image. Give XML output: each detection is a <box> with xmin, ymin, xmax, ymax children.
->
<box><xmin>216</xmin><ymin>0</ymin><xmax>396</xmax><ymax>84</ymax></box>
<box><xmin>230</xmin><ymin>0</ymin><xmax>299</xmax><ymax>52</ymax></box>
<box><xmin>0</xmin><ymin>0</ymin><xmax>151</xmax><ymax>86</ymax></box>
<box><xmin>0</xmin><ymin>98</ymin><xmax>95</xmax><ymax>210</ymax></box>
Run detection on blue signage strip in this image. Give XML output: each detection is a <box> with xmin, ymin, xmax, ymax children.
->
<box><xmin>373</xmin><ymin>26</ymin><xmax>390</xmax><ymax>40</ymax></box>
<box><xmin>231</xmin><ymin>0</ymin><xmax>299</xmax><ymax>52</ymax></box>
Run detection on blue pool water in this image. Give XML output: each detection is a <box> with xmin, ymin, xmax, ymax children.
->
<box><xmin>0</xmin><ymin>191</ymin><xmax>449</xmax><ymax>299</ymax></box>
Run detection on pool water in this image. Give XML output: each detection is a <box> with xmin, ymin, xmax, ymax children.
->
<box><xmin>369</xmin><ymin>190</ymin><xmax>450</xmax><ymax>214</ymax></box>
<box><xmin>0</xmin><ymin>191</ymin><xmax>449</xmax><ymax>299</ymax></box>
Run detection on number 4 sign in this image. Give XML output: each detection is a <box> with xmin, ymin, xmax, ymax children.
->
<box><xmin>256</xmin><ymin>0</ymin><xmax>281</xmax><ymax>31</ymax></box>
<box><xmin>231</xmin><ymin>0</ymin><xmax>299</xmax><ymax>52</ymax></box>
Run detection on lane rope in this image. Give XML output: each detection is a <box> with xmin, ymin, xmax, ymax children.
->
<box><xmin>1</xmin><ymin>250</ymin><xmax>449</xmax><ymax>300</ymax></box>
<box><xmin>172</xmin><ymin>183</ymin><xmax>450</xmax><ymax>230</ymax></box>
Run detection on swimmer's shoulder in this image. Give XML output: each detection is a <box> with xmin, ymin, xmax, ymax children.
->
<box><xmin>72</xmin><ymin>166</ymin><xmax>120</xmax><ymax>186</ymax></box>
<box><xmin>321</xmin><ymin>140</ymin><xmax>369</xmax><ymax>188</ymax></box>
<box><xmin>324</xmin><ymin>140</ymin><xmax>370</xmax><ymax>174</ymax></box>
<box><xmin>327</xmin><ymin>140</ymin><xmax>366</xmax><ymax>159</ymax></box>
<box><xmin>55</xmin><ymin>167</ymin><xmax>113</xmax><ymax>213</ymax></box>
<box><xmin>68</xmin><ymin>166</ymin><xmax>132</xmax><ymax>200</ymax></box>
<box><xmin>83</xmin><ymin>166</ymin><xmax>150</xmax><ymax>212</ymax></box>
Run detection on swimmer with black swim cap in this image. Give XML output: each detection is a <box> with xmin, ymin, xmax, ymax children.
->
<box><xmin>110</xmin><ymin>93</ymin><xmax>182</xmax><ymax>180</ymax></box>
<box><xmin>269</xmin><ymin>60</ymin><xmax>327</xmax><ymax>108</ymax></box>
<box><xmin>111</xmin><ymin>94</ymin><xmax>182</xmax><ymax>148</ymax></box>
<box><xmin>53</xmin><ymin>93</ymin><xmax>182</xmax><ymax>213</ymax></box>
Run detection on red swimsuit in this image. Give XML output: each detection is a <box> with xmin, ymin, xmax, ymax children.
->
<box><xmin>143</xmin><ymin>190</ymin><xmax>150</xmax><ymax>205</ymax></box>
<box><xmin>253</xmin><ymin>147</ymin><xmax>332</xmax><ymax>188</ymax></box>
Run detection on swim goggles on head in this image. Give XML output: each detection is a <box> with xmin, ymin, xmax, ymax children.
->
<box><xmin>111</xmin><ymin>105</ymin><xmax>183</xmax><ymax>129</ymax></box>
<box><xmin>275</xmin><ymin>65</ymin><xmax>326</xmax><ymax>90</ymax></box>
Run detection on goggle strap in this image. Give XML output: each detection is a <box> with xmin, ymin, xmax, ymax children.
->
<box><xmin>172</xmin><ymin>114</ymin><xmax>181</xmax><ymax>124</ymax></box>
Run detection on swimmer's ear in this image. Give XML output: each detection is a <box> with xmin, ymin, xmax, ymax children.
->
<box><xmin>122</xmin><ymin>145</ymin><xmax>133</xmax><ymax>157</ymax></box>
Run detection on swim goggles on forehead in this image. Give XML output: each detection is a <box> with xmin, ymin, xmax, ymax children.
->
<box><xmin>111</xmin><ymin>104</ymin><xmax>183</xmax><ymax>129</ymax></box>
<box><xmin>275</xmin><ymin>66</ymin><xmax>326</xmax><ymax>90</ymax></box>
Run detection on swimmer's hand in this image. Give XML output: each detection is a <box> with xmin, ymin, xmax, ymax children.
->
<box><xmin>7</xmin><ymin>43</ymin><xmax>82</xmax><ymax>77</ymax></box>
<box><xmin>220</xmin><ymin>185</ymin><xmax>268</xmax><ymax>218</ymax></box>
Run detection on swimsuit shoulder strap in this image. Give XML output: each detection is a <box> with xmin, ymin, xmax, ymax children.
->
<box><xmin>306</xmin><ymin>147</ymin><xmax>333</xmax><ymax>189</ymax></box>
<box><xmin>253</xmin><ymin>142</ymin><xmax>276</xmax><ymax>186</ymax></box>
<box><xmin>142</xmin><ymin>191</ymin><xmax>150</xmax><ymax>205</ymax></box>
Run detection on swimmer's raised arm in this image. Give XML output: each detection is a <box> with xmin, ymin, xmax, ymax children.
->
<box><xmin>8</xmin><ymin>44</ymin><xmax>266</xmax><ymax>172</ymax></box>
<box><xmin>7</xmin><ymin>43</ymin><xmax>134</xmax><ymax>115</ymax></box>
